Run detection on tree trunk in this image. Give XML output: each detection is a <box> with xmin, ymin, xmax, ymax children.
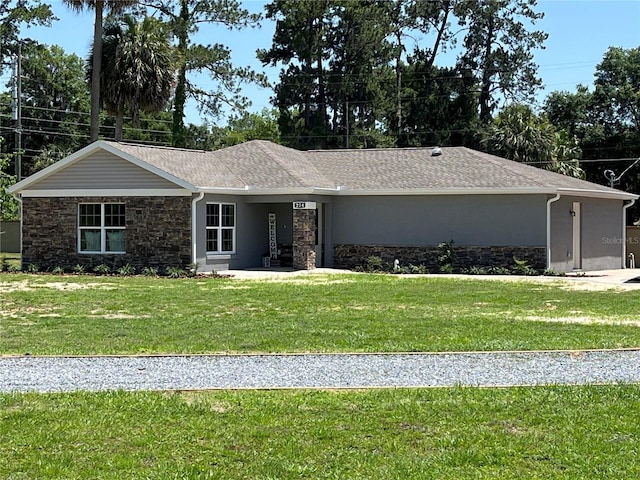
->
<box><xmin>114</xmin><ymin>110</ymin><xmax>124</xmax><ymax>141</ymax></box>
<box><xmin>172</xmin><ymin>0</ymin><xmax>189</xmax><ymax>148</ymax></box>
<box><xmin>173</xmin><ymin>64</ymin><xmax>187</xmax><ymax>147</ymax></box>
<box><xmin>479</xmin><ymin>14</ymin><xmax>494</xmax><ymax>124</ymax></box>
<box><xmin>90</xmin><ymin>1</ymin><xmax>104</xmax><ymax>142</ymax></box>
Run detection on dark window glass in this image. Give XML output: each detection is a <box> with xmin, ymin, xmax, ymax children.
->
<box><xmin>105</xmin><ymin>204</ymin><xmax>125</xmax><ymax>227</ymax></box>
<box><xmin>79</xmin><ymin>204</ymin><xmax>101</xmax><ymax>227</ymax></box>
<box><xmin>221</xmin><ymin>229</ymin><xmax>233</xmax><ymax>252</ymax></box>
<box><xmin>206</xmin><ymin>229</ymin><xmax>218</xmax><ymax>252</ymax></box>
<box><xmin>221</xmin><ymin>204</ymin><xmax>235</xmax><ymax>227</ymax></box>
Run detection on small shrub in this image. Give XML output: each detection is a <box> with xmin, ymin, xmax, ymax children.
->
<box><xmin>437</xmin><ymin>239</ymin><xmax>455</xmax><ymax>273</ymax></box>
<box><xmin>93</xmin><ymin>264</ymin><xmax>111</xmax><ymax>275</ymax></box>
<box><xmin>488</xmin><ymin>266</ymin><xmax>511</xmax><ymax>275</ymax></box>
<box><xmin>118</xmin><ymin>263</ymin><xmax>136</xmax><ymax>276</ymax></box>
<box><xmin>407</xmin><ymin>263</ymin><xmax>429</xmax><ymax>274</ymax></box>
<box><xmin>51</xmin><ymin>266</ymin><xmax>65</xmax><ymax>275</ymax></box>
<box><xmin>364</xmin><ymin>255</ymin><xmax>385</xmax><ymax>272</ymax></box>
<box><xmin>188</xmin><ymin>262</ymin><xmax>203</xmax><ymax>277</ymax></box>
<box><xmin>165</xmin><ymin>266</ymin><xmax>186</xmax><ymax>278</ymax></box>
<box><xmin>512</xmin><ymin>257</ymin><xmax>538</xmax><ymax>276</ymax></box>
<box><xmin>466</xmin><ymin>265</ymin><xmax>489</xmax><ymax>275</ymax></box>
<box><xmin>72</xmin><ymin>264</ymin><xmax>85</xmax><ymax>274</ymax></box>
<box><xmin>141</xmin><ymin>266</ymin><xmax>159</xmax><ymax>277</ymax></box>
<box><xmin>0</xmin><ymin>259</ymin><xmax>8</xmax><ymax>272</ymax></box>
<box><xmin>440</xmin><ymin>263</ymin><xmax>453</xmax><ymax>274</ymax></box>
<box><xmin>26</xmin><ymin>263</ymin><xmax>39</xmax><ymax>273</ymax></box>
<box><xmin>544</xmin><ymin>268</ymin><xmax>565</xmax><ymax>277</ymax></box>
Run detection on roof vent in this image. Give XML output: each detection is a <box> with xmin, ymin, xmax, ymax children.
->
<box><xmin>431</xmin><ymin>146</ymin><xmax>442</xmax><ymax>157</ymax></box>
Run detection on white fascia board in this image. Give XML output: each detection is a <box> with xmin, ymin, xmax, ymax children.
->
<box><xmin>20</xmin><ymin>189</ymin><xmax>193</xmax><ymax>198</ymax></box>
<box><xmin>9</xmin><ymin>141</ymin><xmax>197</xmax><ymax>194</ymax></box>
<box><xmin>333</xmin><ymin>187</ymin><xmax>557</xmax><ymax>196</ymax></box>
<box><xmin>556</xmin><ymin>188</ymin><xmax>639</xmax><ymax>201</ymax></box>
<box><xmin>197</xmin><ymin>186</ymin><xmax>341</xmax><ymax>195</ymax></box>
<box><xmin>196</xmin><ymin>186</ymin><xmax>565</xmax><ymax>197</ymax></box>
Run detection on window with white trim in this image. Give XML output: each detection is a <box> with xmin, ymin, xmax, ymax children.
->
<box><xmin>78</xmin><ymin>203</ymin><xmax>126</xmax><ymax>253</ymax></box>
<box><xmin>206</xmin><ymin>203</ymin><xmax>235</xmax><ymax>254</ymax></box>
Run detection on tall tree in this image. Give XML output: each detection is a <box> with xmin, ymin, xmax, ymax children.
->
<box><xmin>543</xmin><ymin>47</ymin><xmax>640</xmax><ymax>209</ymax></box>
<box><xmin>210</xmin><ymin>108</ymin><xmax>281</xmax><ymax>149</ymax></box>
<box><xmin>0</xmin><ymin>0</ymin><xmax>53</xmax><ymax>72</ymax></box>
<box><xmin>1</xmin><ymin>42</ymin><xmax>90</xmax><ymax>174</ymax></box>
<box><xmin>62</xmin><ymin>0</ymin><xmax>137</xmax><ymax>142</ymax></box>
<box><xmin>488</xmin><ymin>103</ymin><xmax>584</xmax><ymax>178</ymax></box>
<box><xmin>388</xmin><ymin>0</ymin><xmax>457</xmax><ymax>133</ymax></box>
<box><xmin>455</xmin><ymin>0</ymin><xmax>547</xmax><ymax>124</ymax></box>
<box><xmin>261</xmin><ymin>0</ymin><xmax>396</xmax><ymax>149</ymax></box>
<box><xmin>328</xmin><ymin>0</ymin><xmax>396</xmax><ymax>148</ymax></box>
<box><xmin>544</xmin><ymin>47</ymin><xmax>640</xmax><ymax>162</ymax></box>
<box><xmin>259</xmin><ymin>0</ymin><xmax>333</xmax><ymax>149</ymax></box>
<box><xmin>141</xmin><ymin>0</ymin><xmax>267</xmax><ymax>147</ymax></box>
<box><xmin>0</xmin><ymin>143</ymin><xmax>19</xmax><ymax>221</ymax></box>
<box><xmin>89</xmin><ymin>14</ymin><xmax>175</xmax><ymax>141</ymax></box>
<box><xmin>391</xmin><ymin>62</ymin><xmax>478</xmax><ymax>147</ymax></box>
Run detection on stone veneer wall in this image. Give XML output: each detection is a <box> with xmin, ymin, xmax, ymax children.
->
<box><xmin>22</xmin><ymin>196</ymin><xmax>192</xmax><ymax>270</ymax></box>
<box><xmin>334</xmin><ymin>244</ymin><xmax>547</xmax><ymax>271</ymax></box>
<box><xmin>292</xmin><ymin>208</ymin><xmax>316</xmax><ymax>270</ymax></box>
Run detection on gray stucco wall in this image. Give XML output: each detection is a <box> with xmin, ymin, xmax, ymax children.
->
<box><xmin>332</xmin><ymin>194</ymin><xmax>547</xmax><ymax>246</ymax></box>
<box><xmin>549</xmin><ymin>195</ymin><xmax>626</xmax><ymax>272</ymax></box>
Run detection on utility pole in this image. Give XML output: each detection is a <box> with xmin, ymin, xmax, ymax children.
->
<box><xmin>11</xmin><ymin>42</ymin><xmax>22</xmax><ymax>181</ymax></box>
<box><xmin>604</xmin><ymin>157</ymin><xmax>640</xmax><ymax>189</ymax></box>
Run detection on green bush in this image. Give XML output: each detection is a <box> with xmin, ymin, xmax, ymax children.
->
<box><xmin>437</xmin><ymin>239</ymin><xmax>455</xmax><ymax>273</ymax></box>
<box><xmin>141</xmin><ymin>266</ymin><xmax>159</xmax><ymax>277</ymax></box>
<box><xmin>165</xmin><ymin>266</ymin><xmax>187</xmax><ymax>278</ymax></box>
<box><xmin>512</xmin><ymin>257</ymin><xmax>538</xmax><ymax>276</ymax></box>
<box><xmin>118</xmin><ymin>263</ymin><xmax>136</xmax><ymax>276</ymax></box>
<box><xmin>93</xmin><ymin>264</ymin><xmax>111</xmax><ymax>275</ymax></box>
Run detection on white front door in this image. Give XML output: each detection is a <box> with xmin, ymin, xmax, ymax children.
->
<box><xmin>572</xmin><ymin>201</ymin><xmax>581</xmax><ymax>270</ymax></box>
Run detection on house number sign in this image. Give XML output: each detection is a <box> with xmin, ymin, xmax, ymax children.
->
<box><xmin>268</xmin><ymin>213</ymin><xmax>277</xmax><ymax>259</ymax></box>
<box><xmin>293</xmin><ymin>201</ymin><xmax>316</xmax><ymax>210</ymax></box>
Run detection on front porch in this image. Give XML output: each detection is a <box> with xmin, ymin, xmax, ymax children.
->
<box><xmin>197</xmin><ymin>196</ymin><xmax>331</xmax><ymax>273</ymax></box>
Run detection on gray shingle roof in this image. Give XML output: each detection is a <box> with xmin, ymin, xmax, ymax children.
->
<box><xmin>102</xmin><ymin>140</ymin><xmax>634</xmax><ymax>198</ymax></box>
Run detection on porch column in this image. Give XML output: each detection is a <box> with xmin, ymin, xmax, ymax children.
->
<box><xmin>293</xmin><ymin>201</ymin><xmax>316</xmax><ymax>270</ymax></box>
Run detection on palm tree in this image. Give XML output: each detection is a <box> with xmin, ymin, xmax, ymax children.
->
<box><xmin>63</xmin><ymin>0</ymin><xmax>137</xmax><ymax>142</ymax></box>
<box><xmin>89</xmin><ymin>15</ymin><xmax>175</xmax><ymax>141</ymax></box>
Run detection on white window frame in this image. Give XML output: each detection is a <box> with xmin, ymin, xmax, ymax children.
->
<box><xmin>78</xmin><ymin>203</ymin><xmax>126</xmax><ymax>254</ymax></box>
<box><xmin>206</xmin><ymin>202</ymin><xmax>236</xmax><ymax>255</ymax></box>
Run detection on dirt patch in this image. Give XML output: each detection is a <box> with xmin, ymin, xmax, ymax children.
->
<box><xmin>0</xmin><ymin>280</ymin><xmax>118</xmax><ymax>293</ymax></box>
<box><xmin>522</xmin><ymin>315</ymin><xmax>640</xmax><ymax>327</ymax></box>
<box><xmin>89</xmin><ymin>310</ymin><xmax>150</xmax><ymax>320</ymax></box>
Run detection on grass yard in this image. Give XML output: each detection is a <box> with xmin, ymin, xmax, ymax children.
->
<box><xmin>1</xmin><ymin>386</ymin><xmax>639</xmax><ymax>479</ymax></box>
<box><xmin>2</xmin><ymin>273</ymin><xmax>639</xmax><ymax>478</ymax></box>
<box><xmin>1</xmin><ymin>273</ymin><xmax>640</xmax><ymax>355</ymax></box>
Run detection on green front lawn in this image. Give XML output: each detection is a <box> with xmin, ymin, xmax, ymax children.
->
<box><xmin>2</xmin><ymin>386</ymin><xmax>639</xmax><ymax>479</ymax></box>
<box><xmin>1</xmin><ymin>273</ymin><xmax>639</xmax><ymax>355</ymax></box>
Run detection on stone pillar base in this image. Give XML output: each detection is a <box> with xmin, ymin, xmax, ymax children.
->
<box><xmin>292</xmin><ymin>205</ymin><xmax>316</xmax><ymax>270</ymax></box>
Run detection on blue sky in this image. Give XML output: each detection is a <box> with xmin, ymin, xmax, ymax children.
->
<box><xmin>5</xmin><ymin>0</ymin><xmax>640</xmax><ymax>126</ymax></box>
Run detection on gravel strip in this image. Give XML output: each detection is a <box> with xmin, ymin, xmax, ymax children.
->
<box><xmin>1</xmin><ymin>350</ymin><xmax>639</xmax><ymax>393</ymax></box>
